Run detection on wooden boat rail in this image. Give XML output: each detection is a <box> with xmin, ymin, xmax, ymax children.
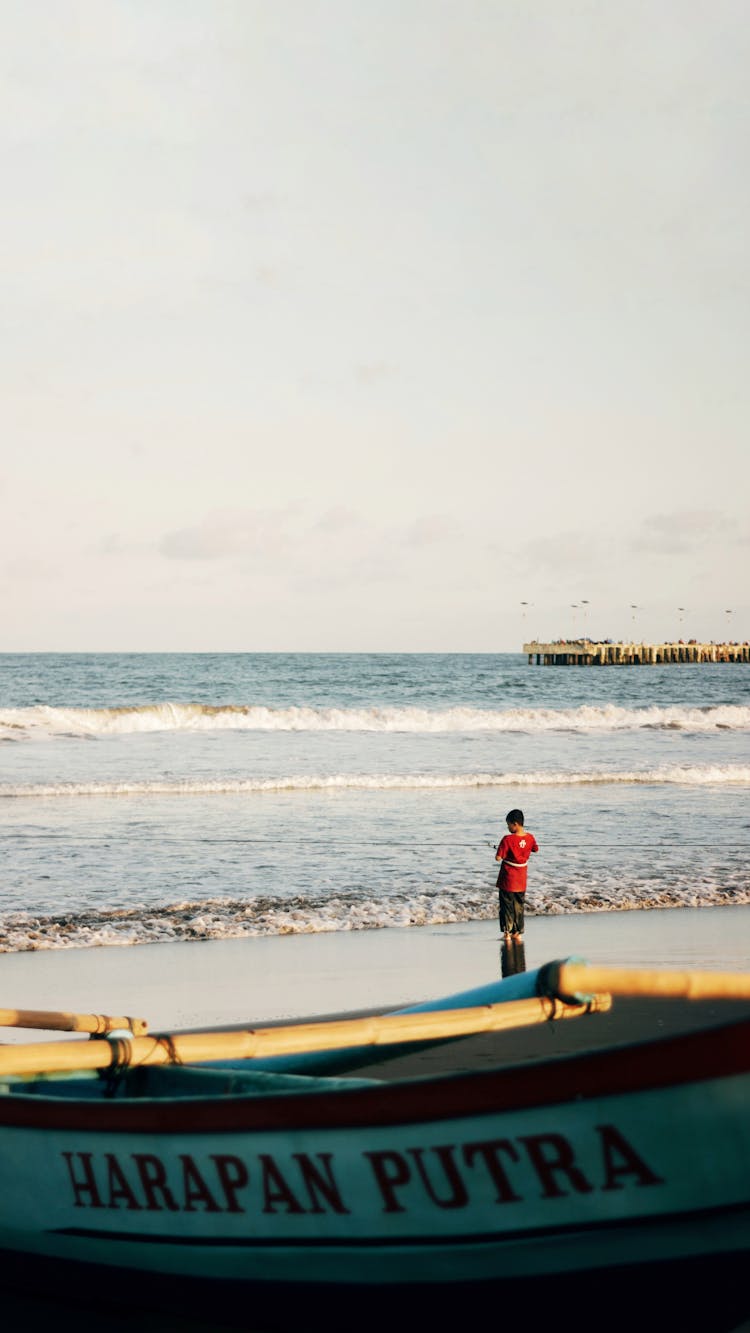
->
<box><xmin>0</xmin><ymin>994</ymin><xmax>611</xmax><ymax>1079</ymax></box>
<box><xmin>1</xmin><ymin>964</ymin><xmax>748</xmax><ymax>1080</ymax></box>
<box><xmin>0</xmin><ymin>1008</ymin><xmax>147</xmax><ymax>1036</ymax></box>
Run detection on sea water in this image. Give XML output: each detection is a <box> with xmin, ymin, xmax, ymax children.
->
<box><xmin>0</xmin><ymin>652</ymin><xmax>748</xmax><ymax>952</ymax></box>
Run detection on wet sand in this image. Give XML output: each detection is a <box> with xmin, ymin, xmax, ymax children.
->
<box><xmin>1</xmin><ymin>903</ymin><xmax>748</xmax><ymax>1036</ymax></box>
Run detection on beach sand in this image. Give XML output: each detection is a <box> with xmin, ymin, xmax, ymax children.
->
<box><xmin>2</xmin><ymin>905</ymin><xmax>749</xmax><ymax>1332</ymax></box>
<box><xmin>1</xmin><ymin>903</ymin><xmax>748</xmax><ymax>1034</ymax></box>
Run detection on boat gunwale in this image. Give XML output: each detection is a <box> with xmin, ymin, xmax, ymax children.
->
<box><xmin>0</xmin><ymin>1013</ymin><xmax>748</xmax><ymax>1134</ymax></box>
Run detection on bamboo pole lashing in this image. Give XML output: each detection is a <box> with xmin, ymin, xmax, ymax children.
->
<box><xmin>0</xmin><ymin>993</ymin><xmax>611</xmax><ymax>1079</ymax></box>
<box><xmin>556</xmin><ymin>963</ymin><xmax>750</xmax><ymax>1003</ymax></box>
<box><xmin>0</xmin><ymin>1008</ymin><xmax>148</xmax><ymax>1036</ymax></box>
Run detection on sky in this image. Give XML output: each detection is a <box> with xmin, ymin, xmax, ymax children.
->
<box><xmin>2</xmin><ymin>0</ymin><xmax>748</xmax><ymax>651</ymax></box>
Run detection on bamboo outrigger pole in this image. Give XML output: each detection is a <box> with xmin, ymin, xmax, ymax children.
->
<box><xmin>0</xmin><ymin>993</ymin><xmax>610</xmax><ymax>1079</ymax></box>
<box><xmin>0</xmin><ymin>1008</ymin><xmax>148</xmax><ymax>1036</ymax></box>
<box><xmin>555</xmin><ymin>962</ymin><xmax>750</xmax><ymax>1003</ymax></box>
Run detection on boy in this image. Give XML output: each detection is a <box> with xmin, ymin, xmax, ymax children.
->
<box><xmin>495</xmin><ymin>808</ymin><xmax>539</xmax><ymax>942</ymax></box>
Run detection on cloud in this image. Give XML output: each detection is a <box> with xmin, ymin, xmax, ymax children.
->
<box><xmin>632</xmin><ymin>509</ymin><xmax>736</xmax><ymax>555</ymax></box>
<box><xmin>354</xmin><ymin>362</ymin><xmax>395</xmax><ymax>384</ymax></box>
<box><xmin>313</xmin><ymin>506</ymin><xmax>361</xmax><ymax>535</ymax></box>
<box><xmin>159</xmin><ymin>507</ymin><xmax>464</xmax><ymax>571</ymax></box>
<box><xmin>401</xmin><ymin>515</ymin><xmax>461</xmax><ymax>548</ymax></box>
<box><xmin>5</xmin><ymin>555</ymin><xmax>58</xmax><ymax>581</ymax></box>
<box><xmin>97</xmin><ymin>533</ymin><xmax>127</xmax><ymax>555</ymax></box>
<box><xmin>515</xmin><ymin>530</ymin><xmax>608</xmax><ymax>575</ymax></box>
<box><xmin>159</xmin><ymin>509</ymin><xmax>297</xmax><ymax>561</ymax></box>
<box><xmin>242</xmin><ymin>193</ymin><xmax>281</xmax><ymax>213</ymax></box>
<box><xmin>255</xmin><ymin>265</ymin><xmax>282</xmax><ymax>287</ymax></box>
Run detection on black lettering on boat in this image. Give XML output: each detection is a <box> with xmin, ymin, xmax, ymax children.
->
<box><xmin>519</xmin><ymin>1133</ymin><xmax>594</xmax><ymax>1198</ymax></box>
<box><xmin>408</xmin><ymin>1146</ymin><xmax>469</xmax><ymax>1209</ymax></box>
<box><xmin>62</xmin><ymin>1152</ymin><xmax>104</xmax><ymax>1209</ymax></box>
<box><xmin>259</xmin><ymin>1154</ymin><xmax>305</xmax><ymax>1214</ymax></box>
<box><xmin>291</xmin><ymin>1152</ymin><xmax>350</xmax><ymax>1214</ymax></box>
<box><xmin>179</xmin><ymin>1154</ymin><xmax>222</xmax><ymax>1212</ymax></box>
<box><xmin>105</xmin><ymin>1153</ymin><xmax>141</xmax><ymax>1210</ymax></box>
<box><xmin>364</xmin><ymin>1150</ymin><xmax>411</xmax><ymax>1213</ymax></box>
<box><xmin>132</xmin><ymin>1154</ymin><xmax>180</xmax><ymax>1212</ymax></box>
<box><xmin>210</xmin><ymin>1154</ymin><xmax>249</xmax><ymax>1213</ymax></box>
<box><xmin>596</xmin><ymin>1125</ymin><xmax>665</xmax><ymax>1190</ymax></box>
<box><xmin>462</xmin><ymin>1139</ymin><xmax>522</xmax><ymax>1203</ymax></box>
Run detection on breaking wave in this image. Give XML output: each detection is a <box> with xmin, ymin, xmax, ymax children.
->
<box><xmin>2</xmin><ymin>877</ymin><xmax>748</xmax><ymax>952</ymax></box>
<box><xmin>2</xmin><ymin>701</ymin><xmax>750</xmax><ymax>740</ymax></box>
<box><xmin>2</xmin><ymin>764</ymin><xmax>750</xmax><ymax>798</ymax></box>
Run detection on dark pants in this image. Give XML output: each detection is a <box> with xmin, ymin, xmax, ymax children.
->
<box><xmin>498</xmin><ymin>887</ymin><xmax>525</xmax><ymax>935</ymax></box>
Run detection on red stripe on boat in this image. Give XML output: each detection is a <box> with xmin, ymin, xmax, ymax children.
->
<box><xmin>0</xmin><ymin>1016</ymin><xmax>748</xmax><ymax>1133</ymax></box>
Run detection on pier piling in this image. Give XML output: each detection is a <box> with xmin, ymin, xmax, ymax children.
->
<box><xmin>522</xmin><ymin>640</ymin><xmax>749</xmax><ymax>665</ymax></box>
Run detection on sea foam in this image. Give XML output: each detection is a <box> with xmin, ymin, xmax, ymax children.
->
<box><xmin>2</xmin><ymin>764</ymin><xmax>749</xmax><ymax>798</ymax></box>
<box><xmin>1</xmin><ymin>700</ymin><xmax>750</xmax><ymax>740</ymax></box>
<box><xmin>2</xmin><ymin>874</ymin><xmax>748</xmax><ymax>952</ymax></box>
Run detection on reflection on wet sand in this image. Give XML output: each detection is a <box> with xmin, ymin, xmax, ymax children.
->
<box><xmin>501</xmin><ymin>938</ymin><xmax>526</xmax><ymax>978</ymax></box>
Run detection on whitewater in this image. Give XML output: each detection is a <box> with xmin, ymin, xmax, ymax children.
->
<box><xmin>1</xmin><ymin>652</ymin><xmax>748</xmax><ymax>952</ymax></box>
<box><xmin>2</xmin><ymin>700</ymin><xmax>750</xmax><ymax>739</ymax></box>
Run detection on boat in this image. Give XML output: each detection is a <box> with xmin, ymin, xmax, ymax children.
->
<box><xmin>0</xmin><ymin>959</ymin><xmax>748</xmax><ymax>1332</ymax></box>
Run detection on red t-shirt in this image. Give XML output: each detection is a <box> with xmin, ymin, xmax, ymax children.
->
<box><xmin>496</xmin><ymin>832</ymin><xmax>539</xmax><ymax>893</ymax></box>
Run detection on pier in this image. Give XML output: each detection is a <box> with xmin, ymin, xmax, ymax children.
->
<box><xmin>523</xmin><ymin>640</ymin><xmax>750</xmax><ymax>665</ymax></box>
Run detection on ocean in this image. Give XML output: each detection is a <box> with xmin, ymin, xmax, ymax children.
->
<box><xmin>1</xmin><ymin>652</ymin><xmax>748</xmax><ymax>954</ymax></box>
